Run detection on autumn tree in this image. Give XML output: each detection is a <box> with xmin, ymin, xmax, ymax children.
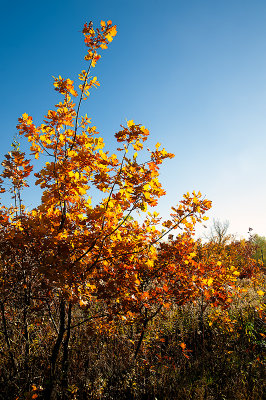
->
<box><xmin>0</xmin><ymin>20</ymin><xmax>218</xmax><ymax>398</ymax></box>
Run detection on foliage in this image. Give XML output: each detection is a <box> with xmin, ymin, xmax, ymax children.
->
<box><xmin>252</xmin><ymin>233</ymin><xmax>266</xmax><ymax>269</ymax></box>
<box><xmin>0</xmin><ymin>20</ymin><xmax>264</xmax><ymax>400</ymax></box>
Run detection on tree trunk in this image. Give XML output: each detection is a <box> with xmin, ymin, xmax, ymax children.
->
<box><xmin>0</xmin><ymin>300</ymin><xmax>17</xmax><ymax>374</ymax></box>
<box><xmin>62</xmin><ymin>302</ymin><xmax>72</xmax><ymax>398</ymax></box>
<box><xmin>42</xmin><ymin>297</ymin><xmax>65</xmax><ymax>399</ymax></box>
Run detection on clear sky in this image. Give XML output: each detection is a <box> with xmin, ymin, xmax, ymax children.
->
<box><xmin>1</xmin><ymin>0</ymin><xmax>266</xmax><ymax>239</ymax></box>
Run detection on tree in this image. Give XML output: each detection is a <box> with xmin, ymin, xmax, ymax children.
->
<box><xmin>205</xmin><ymin>218</ymin><xmax>231</xmax><ymax>245</ymax></box>
<box><xmin>252</xmin><ymin>234</ymin><xmax>266</xmax><ymax>269</ymax></box>
<box><xmin>0</xmin><ymin>20</ymin><xmax>215</xmax><ymax>398</ymax></box>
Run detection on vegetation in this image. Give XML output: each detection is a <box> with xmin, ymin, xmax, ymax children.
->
<box><xmin>0</xmin><ymin>20</ymin><xmax>265</xmax><ymax>399</ymax></box>
<box><xmin>252</xmin><ymin>233</ymin><xmax>266</xmax><ymax>269</ymax></box>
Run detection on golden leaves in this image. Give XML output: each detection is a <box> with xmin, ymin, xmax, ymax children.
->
<box><xmin>115</xmin><ymin>121</ymin><xmax>149</xmax><ymax>144</ymax></box>
<box><xmin>127</xmin><ymin>120</ymin><xmax>134</xmax><ymax>128</ymax></box>
<box><xmin>78</xmin><ymin>75</ymin><xmax>100</xmax><ymax>100</ymax></box>
<box><xmin>105</xmin><ymin>25</ymin><xmax>117</xmax><ymax>42</ymax></box>
<box><xmin>207</xmin><ymin>278</ymin><xmax>213</xmax><ymax>286</ymax></box>
<box><xmin>53</xmin><ymin>76</ymin><xmax>78</xmax><ymax>97</ymax></box>
<box><xmin>82</xmin><ymin>20</ymin><xmax>117</xmax><ymax>65</ymax></box>
<box><xmin>1</xmin><ymin>147</ymin><xmax>33</xmax><ymax>190</ymax></box>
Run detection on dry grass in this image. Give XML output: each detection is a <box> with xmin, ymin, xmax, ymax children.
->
<box><xmin>0</xmin><ymin>277</ymin><xmax>265</xmax><ymax>399</ymax></box>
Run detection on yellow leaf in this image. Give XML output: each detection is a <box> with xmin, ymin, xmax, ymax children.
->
<box><xmin>207</xmin><ymin>278</ymin><xmax>213</xmax><ymax>286</ymax></box>
<box><xmin>106</xmin><ymin>33</ymin><xmax>113</xmax><ymax>42</ymax></box>
<box><xmin>127</xmin><ymin>120</ymin><xmax>134</xmax><ymax>128</ymax></box>
<box><xmin>162</xmin><ymin>220</ymin><xmax>172</xmax><ymax>228</ymax></box>
<box><xmin>79</xmin><ymin>188</ymin><xmax>87</xmax><ymax>195</ymax></box>
<box><xmin>135</xmin><ymin>273</ymin><xmax>140</xmax><ymax>285</ymax></box>
<box><xmin>141</xmin><ymin>203</ymin><xmax>147</xmax><ymax>212</ymax></box>
<box><xmin>146</xmin><ymin>259</ymin><xmax>153</xmax><ymax>268</ymax></box>
<box><xmin>257</xmin><ymin>290</ymin><xmax>264</xmax><ymax>296</ymax></box>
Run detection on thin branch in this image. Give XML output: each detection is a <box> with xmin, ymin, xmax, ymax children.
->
<box><xmin>100</xmin><ymin>146</ymin><xmax>128</xmax><ymax>231</ymax></box>
<box><xmin>72</xmin><ymin>203</ymin><xmax>135</xmax><ymax>268</ymax></box>
<box><xmin>69</xmin><ymin>52</ymin><xmax>96</xmax><ymax>153</ymax></box>
<box><xmin>85</xmin><ymin>205</ymin><xmax>136</xmax><ymax>271</ymax></box>
<box><xmin>72</xmin><ymin>238</ymin><xmax>97</xmax><ymax>264</ymax></box>
<box><xmin>0</xmin><ymin>300</ymin><xmax>17</xmax><ymax>373</ymax></box>
<box><xmin>70</xmin><ymin>313</ymin><xmax>107</xmax><ymax>330</ymax></box>
<box><xmin>84</xmin><ymin>212</ymin><xmax>196</xmax><ymax>266</ymax></box>
<box><xmin>46</xmin><ymin>301</ymin><xmax>59</xmax><ymax>335</ymax></box>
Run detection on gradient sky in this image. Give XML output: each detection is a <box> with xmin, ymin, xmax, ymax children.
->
<box><xmin>1</xmin><ymin>0</ymin><xmax>266</xmax><ymax>238</ymax></box>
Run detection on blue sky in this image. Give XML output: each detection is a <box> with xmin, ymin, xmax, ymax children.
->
<box><xmin>1</xmin><ymin>0</ymin><xmax>266</xmax><ymax>238</ymax></box>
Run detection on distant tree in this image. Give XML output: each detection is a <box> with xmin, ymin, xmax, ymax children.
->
<box><xmin>205</xmin><ymin>219</ymin><xmax>231</xmax><ymax>245</ymax></box>
<box><xmin>252</xmin><ymin>234</ymin><xmax>266</xmax><ymax>268</ymax></box>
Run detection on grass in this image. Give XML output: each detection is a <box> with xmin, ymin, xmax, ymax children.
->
<box><xmin>0</xmin><ymin>277</ymin><xmax>265</xmax><ymax>399</ymax></box>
